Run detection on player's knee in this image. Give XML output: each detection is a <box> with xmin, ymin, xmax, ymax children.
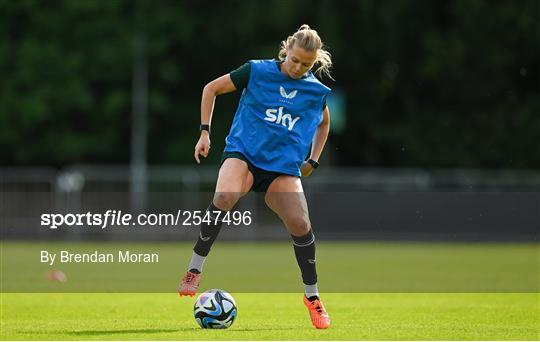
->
<box><xmin>287</xmin><ymin>215</ymin><xmax>311</xmax><ymax>235</ymax></box>
<box><xmin>212</xmin><ymin>192</ymin><xmax>239</xmax><ymax>211</ymax></box>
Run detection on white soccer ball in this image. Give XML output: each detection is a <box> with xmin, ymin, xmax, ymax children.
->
<box><xmin>193</xmin><ymin>289</ymin><xmax>237</xmax><ymax>329</ymax></box>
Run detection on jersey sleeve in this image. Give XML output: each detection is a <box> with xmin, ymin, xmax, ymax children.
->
<box><xmin>229</xmin><ymin>62</ymin><xmax>251</xmax><ymax>90</ymax></box>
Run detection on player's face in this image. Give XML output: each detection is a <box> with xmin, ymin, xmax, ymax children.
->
<box><xmin>284</xmin><ymin>44</ymin><xmax>317</xmax><ymax>79</ymax></box>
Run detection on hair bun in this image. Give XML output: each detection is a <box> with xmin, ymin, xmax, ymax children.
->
<box><xmin>298</xmin><ymin>24</ymin><xmax>311</xmax><ymax>31</ymax></box>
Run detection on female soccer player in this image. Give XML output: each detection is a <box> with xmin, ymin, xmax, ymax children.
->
<box><xmin>179</xmin><ymin>24</ymin><xmax>333</xmax><ymax>329</ymax></box>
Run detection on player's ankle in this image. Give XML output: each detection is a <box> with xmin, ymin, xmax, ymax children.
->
<box><xmin>307</xmin><ymin>295</ymin><xmax>319</xmax><ymax>302</ymax></box>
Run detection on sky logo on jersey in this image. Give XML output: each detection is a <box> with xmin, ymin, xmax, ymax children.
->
<box><xmin>265</xmin><ymin>107</ymin><xmax>300</xmax><ymax>131</ymax></box>
<box><xmin>279</xmin><ymin>86</ymin><xmax>297</xmax><ymax>99</ymax></box>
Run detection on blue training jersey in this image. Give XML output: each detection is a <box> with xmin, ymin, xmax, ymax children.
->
<box><xmin>224</xmin><ymin>59</ymin><xmax>331</xmax><ymax>176</ymax></box>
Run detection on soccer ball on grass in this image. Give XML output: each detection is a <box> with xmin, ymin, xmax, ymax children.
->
<box><xmin>193</xmin><ymin>289</ymin><xmax>237</xmax><ymax>329</ymax></box>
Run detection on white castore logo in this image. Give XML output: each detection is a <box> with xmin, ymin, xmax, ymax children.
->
<box><xmin>265</xmin><ymin>107</ymin><xmax>300</xmax><ymax>131</ymax></box>
<box><xmin>199</xmin><ymin>232</ymin><xmax>211</xmax><ymax>242</ymax></box>
<box><xmin>279</xmin><ymin>86</ymin><xmax>297</xmax><ymax>99</ymax></box>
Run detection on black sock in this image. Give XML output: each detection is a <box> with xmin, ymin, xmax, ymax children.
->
<box><xmin>291</xmin><ymin>229</ymin><xmax>317</xmax><ymax>285</ymax></box>
<box><xmin>193</xmin><ymin>202</ymin><xmax>225</xmax><ymax>257</ymax></box>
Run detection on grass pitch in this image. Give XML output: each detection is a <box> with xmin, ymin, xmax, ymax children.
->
<box><xmin>1</xmin><ymin>241</ymin><xmax>537</xmax><ymax>292</ymax></box>
<box><xmin>1</xmin><ymin>293</ymin><xmax>538</xmax><ymax>340</ymax></box>
<box><xmin>1</xmin><ymin>241</ymin><xmax>538</xmax><ymax>340</ymax></box>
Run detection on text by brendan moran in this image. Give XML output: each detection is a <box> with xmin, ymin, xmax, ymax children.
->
<box><xmin>41</xmin><ymin>250</ymin><xmax>159</xmax><ymax>265</ymax></box>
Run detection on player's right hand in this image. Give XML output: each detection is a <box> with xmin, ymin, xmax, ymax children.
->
<box><xmin>300</xmin><ymin>161</ymin><xmax>314</xmax><ymax>177</ymax></box>
<box><xmin>194</xmin><ymin>132</ymin><xmax>211</xmax><ymax>164</ymax></box>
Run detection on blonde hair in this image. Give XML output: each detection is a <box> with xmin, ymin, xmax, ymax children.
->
<box><xmin>279</xmin><ymin>24</ymin><xmax>333</xmax><ymax>79</ymax></box>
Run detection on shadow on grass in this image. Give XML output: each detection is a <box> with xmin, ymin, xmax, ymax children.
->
<box><xmin>17</xmin><ymin>326</ymin><xmax>297</xmax><ymax>336</ymax></box>
<box><xmin>228</xmin><ymin>327</ymin><xmax>298</xmax><ymax>332</ymax></box>
<box><xmin>16</xmin><ymin>328</ymin><xmax>188</xmax><ymax>336</ymax></box>
<box><xmin>69</xmin><ymin>329</ymin><xmax>185</xmax><ymax>335</ymax></box>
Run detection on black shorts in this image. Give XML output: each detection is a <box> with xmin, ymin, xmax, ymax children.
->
<box><xmin>221</xmin><ymin>151</ymin><xmax>286</xmax><ymax>193</ymax></box>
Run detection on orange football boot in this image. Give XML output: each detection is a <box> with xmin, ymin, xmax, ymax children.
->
<box><xmin>303</xmin><ymin>295</ymin><xmax>331</xmax><ymax>329</ymax></box>
<box><xmin>178</xmin><ymin>271</ymin><xmax>201</xmax><ymax>297</ymax></box>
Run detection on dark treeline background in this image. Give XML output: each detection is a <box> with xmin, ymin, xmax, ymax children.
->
<box><xmin>1</xmin><ymin>0</ymin><xmax>538</xmax><ymax>168</ymax></box>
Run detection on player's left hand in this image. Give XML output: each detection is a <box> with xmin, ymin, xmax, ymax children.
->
<box><xmin>300</xmin><ymin>162</ymin><xmax>314</xmax><ymax>177</ymax></box>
